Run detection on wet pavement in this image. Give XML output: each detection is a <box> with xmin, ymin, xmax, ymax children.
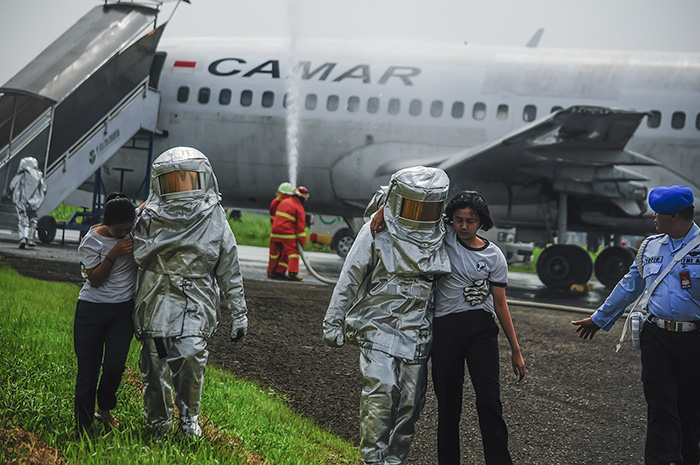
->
<box><xmin>0</xmin><ymin>227</ymin><xmax>610</xmax><ymax>313</ymax></box>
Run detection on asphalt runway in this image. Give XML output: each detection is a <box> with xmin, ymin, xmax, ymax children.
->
<box><xmin>0</xmin><ymin>227</ymin><xmax>611</xmax><ymax>313</ymax></box>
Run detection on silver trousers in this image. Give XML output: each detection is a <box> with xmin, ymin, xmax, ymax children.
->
<box><xmin>359</xmin><ymin>347</ymin><xmax>428</xmax><ymax>465</ymax></box>
<box><xmin>139</xmin><ymin>335</ymin><xmax>208</xmax><ymax>434</ymax></box>
<box><xmin>15</xmin><ymin>206</ymin><xmax>37</xmax><ymax>242</ymax></box>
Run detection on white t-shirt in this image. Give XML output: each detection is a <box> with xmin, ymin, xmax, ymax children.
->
<box><xmin>434</xmin><ymin>226</ymin><xmax>508</xmax><ymax>318</ymax></box>
<box><xmin>78</xmin><ymin>227</ymin><xmax>137</xmax><ymax>303</ymax></box>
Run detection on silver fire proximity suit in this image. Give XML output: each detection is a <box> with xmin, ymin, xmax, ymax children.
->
<box><xmin>9</xmin><ymin>157</ymin><xmax>46</xmax><ymax>248</ymax></box>
<box><xmin>323</xmin><ymin>166</ymin><xmax>451</xmax><ymax>465</ymax></box>
<box><xmin>133</xmin><ymin>147</ymin><xmax>248</xmax><ymax>437</ymax></box>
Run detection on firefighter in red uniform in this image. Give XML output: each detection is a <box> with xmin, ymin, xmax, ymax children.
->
<box><xmin>267</xmin><ymin>182</ymin><xmax>294</xmax><ymax>279</ymax></box>
<box><xmin>268</xmin><ymin>186</ymin><xmax>310</xmax><ymax>281</ymax></box>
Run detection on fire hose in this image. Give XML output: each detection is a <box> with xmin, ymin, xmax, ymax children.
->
<box><xmin>297</xmin><ymin>243</ymin><xmax>338</xmax><ymax>285</ymax></box>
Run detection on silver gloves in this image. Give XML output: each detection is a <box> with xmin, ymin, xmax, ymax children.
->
<box><xmin>231</xmin><ymin>316</ymin><xmax>248</xmax><ymax>342</ymax></box>
<box><xmin>323</xmin><ymin>326</ymin><xmax>345</xmax><ymax>348</ymax></box>
<box><xmin>464</xmin><ymin>279</ymin><xmax>489</xmax><ymax>306</ymax></box>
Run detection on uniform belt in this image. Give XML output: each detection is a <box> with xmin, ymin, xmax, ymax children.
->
<box><xmin>647</xmin><ymin>315</ymin><xmax>699</xmax><ymax>332</ymax></box>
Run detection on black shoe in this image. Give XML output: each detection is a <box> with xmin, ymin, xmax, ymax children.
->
<box><xmin>286</xmin><ymin>272</ymin><xmax>303</xmax><ymax>281</ymax></box>
<box><xmin>268</xmin><ymin>271</ymin><xmax>285</xmax><ymax>280</ymax></box>
<box><xmin>19</xmin><ymin>239</ymin><xmax>26</xmax><ymax>249</ymax></box>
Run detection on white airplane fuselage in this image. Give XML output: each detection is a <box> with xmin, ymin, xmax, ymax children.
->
<box><xmin>104</xmin><ymin>37</ymin><xmax>700</xmax><ymax>241</ymax></box>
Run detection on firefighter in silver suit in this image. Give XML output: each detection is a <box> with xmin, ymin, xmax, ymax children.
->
<box><xmin>133</xmin><ymin>147</ymin><xmax>248</xmax><ymax>437</ymax></box>
<box><xmin>323</xmin><ymin>166</ymin><xmax>451</xmax><ymax>464</ymax></box>
<box><xmin>9</xmin><ymin>156</ymin><xmax>46</xmax><ymax>249</ymax></box>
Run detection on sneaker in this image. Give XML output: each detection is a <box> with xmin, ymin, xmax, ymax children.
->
<box><xmin>146</xmin><ymin>418</ymin><xmax>173</xmax><ymax>438</ymax></box>
<box><xmin>268</xmin><ymin>271</ymin><xmax>285</xmax><ymax>280</ymax></box>
<box><xmin>286</xmin><ymin>272</ymin><xmax>303</xmax><ymax>281</ymax></box>
<box><xmin>18</xmin><ymin>239</ymin><xmax>27</xmax><ymax>249</ymax></box>
<box><xmin>181</xmin><ymin>416</ymin><xmax>202</xmax><ymax>438</ymax></box>
<box><xmin>95</xmin><ymin>409</ymin><xmax>118</xmax><ymax>431</ymax></box>
<box><xmin>27</xmin><ymin>240</ymin><xmax>36</xmax><ymax>247</ymax></box>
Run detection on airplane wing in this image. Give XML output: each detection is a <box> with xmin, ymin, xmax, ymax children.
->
<box><xmin>439</xmin><ymin>106</ymin><xmax>657</xmax><ymax>216</ymax></box>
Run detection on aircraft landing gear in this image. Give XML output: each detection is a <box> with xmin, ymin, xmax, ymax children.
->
<box><xmin>594</xmin><ymin>245</ymin><xmax>635</xmax><ymax>288</ymax></box>
<box><xmin>536</xmin><ymin>244</ymin><xmax>593</xmax><ymax>288</ymax></box>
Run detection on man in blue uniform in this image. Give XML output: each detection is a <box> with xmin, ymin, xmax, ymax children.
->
<box><xmin>572</xmin><ymin>185</ymin><xmax>700</xmax><ymax>465</ymax></box>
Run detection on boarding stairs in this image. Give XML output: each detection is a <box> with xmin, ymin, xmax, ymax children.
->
<box><xmin>0</xmin><ymin>3</ymin><xmax>167</xmax><ymax>234</ymax></box>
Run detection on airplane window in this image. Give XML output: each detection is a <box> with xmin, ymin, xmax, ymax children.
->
<box><xmin>327</xmin><ymin>95</ymin><xmax>339</xmax><ymax>111</ymax></box>
<box><xmin>305</xmin><ymin>93</ymin><xmax>318</xmax><ymax>110</ymax></box>
<box><xmin>497</xmin><ymin>104</ymin><xmax>508</xmax><ymax>120</ymax></box>
<box><xmin>671</xmin><ymin>111</ymin><xmax>686</xmax><ymax>129</ymax></box>
<box><xmin>451</xmin><ymin>102</ymin><xmax>464</xmax><ymax>119</ymax></box>
<box><xmin>240</xmin><ymin>90</ymin><xmax>253</xmax><ymax>107</ymax></box>
<box><xmin>177</xmin><ymin>86</ymin><xmax>189</xmax><ymax>103</ymax></box>
<box><xmin>367</xmin><ymin>97</ymin><xmax>380</xmax><ymax>114</ymax></box>
<box><xmin>696</xmin><ymin>113</ymin><xmax>700</xmax><ymax>130</ymax></box>
<box><xmin>388</xmin><ymin>98</ymin><xmax>401</xmax><ymax>115</ymax></box>
<box><xmin>647</xmin><ymin>110</ymin><xmax>661</xmax><ymax>128</ymax></box>
<box><xmin>523</xmin><ymin>104</ymin><xmax>537</xmax><ymax>122</ymax></box>
<box><xmin>473</xmin><ymin>102</ymin><xmax>486</xmax><ymax>120</ymax></box>
<box><xmin>409</xmin><ymin>99</ymin><xmax>422</xmax><ymax>116</ymax></box>
<box><xmin>262</xmin><ymin>91</ymin><xmax>275</xmax><ymax>108</ymax></box>
<box><xmin>198</xmin><ymin>87</ymin><xmax>211</xmax><ymax>104</ymax></box>
<box><xmin>219</xmin><ymin>89</ymin><xmax>232</xmax><ymax>105</ymax></box>
<box><xmin>347</xmin><ymin>96</ymin><xmax>360</xmax><ymax>113</ymax></box>
<box><xmin>551</xmin><ymin>106</ymin><xmax>563</xmax><ymax>113</ymax></box>
<box><xmin>431</xmin><ymin>101</ymin><xmax>444</xmax><ymax>118</ymax></box>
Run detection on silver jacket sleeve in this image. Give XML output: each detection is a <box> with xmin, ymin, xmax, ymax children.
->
<box><xmin>323</xmin><ymin>223</ymin><xmax>437</xmax><ymax>362</ymax></box>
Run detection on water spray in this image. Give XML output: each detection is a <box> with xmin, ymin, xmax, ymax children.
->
<box><xmin>285</xmin><ymin>0</ymin><xmax>301</xmax><ymax>187</ymax></box>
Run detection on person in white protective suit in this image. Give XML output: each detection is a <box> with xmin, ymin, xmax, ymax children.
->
<box><xmin>323</xmin><ymin>166</ymin><xmax>451</xmax><ymax>465</ymax></box>
<box><xmin>9</xmin><ymin>156</ymin><xmax>47</xmax><ymax>249</ymax></box>
<box><xmin>133</xmin><ymin>147</ymin><xmax>248</xmax><ymax>437</ymax></box>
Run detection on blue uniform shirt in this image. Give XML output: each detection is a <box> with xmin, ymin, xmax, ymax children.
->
<box><xmin>591</xmin><ymin>223</ymin><xmax>700</xmax><ymax>331</ymax></box>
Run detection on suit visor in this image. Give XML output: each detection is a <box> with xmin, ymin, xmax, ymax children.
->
<box><xmin>158</xmin><ymin>171</ymin><xmax>201</xmax><ymax>194</ymax></box>
<box><xmin>399</xmin><ymin>198</ymin><xmax>443</xmax><ymax>223</ymax></box>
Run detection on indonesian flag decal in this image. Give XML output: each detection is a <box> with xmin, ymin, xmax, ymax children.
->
<box><xmin>173</xmin><ymin>60</ymin><xmax>197</xmax><ymax>73</ymax></box>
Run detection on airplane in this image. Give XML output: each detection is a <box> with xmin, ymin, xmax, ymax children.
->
<box><xmin>2</xmin><ymin>3</ymin><xmax>699</xmax><ymax>289</ymax></box>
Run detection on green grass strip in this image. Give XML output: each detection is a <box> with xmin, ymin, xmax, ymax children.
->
<box><xmin>0</xmin><ymin>262</ymin><xmax>359</xmax><ymax>464</ymax></box>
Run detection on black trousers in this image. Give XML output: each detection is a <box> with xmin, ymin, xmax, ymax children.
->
<box><xmin>73</xmin><ymin>299</ymin><xmax>134</xmax><ymax>431</ymax></box>
<box><xmin>640</xmin><ymin>320</ymin><xmax>700</xmax><ymax>465</ymax></box>
<box><xmin>432</xmin><ymin>310</ymin><xmax>512</xmax><ymax>465</ymax></box>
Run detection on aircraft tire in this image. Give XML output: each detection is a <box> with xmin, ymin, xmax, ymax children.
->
<box><xmin>37</xmin><ymin>215</ymin><xmax>57</xmax><ymax>244</ymax></box>
<box><xmin>594</xmin><ymin>245</ymin><xmax>636</xmax><ymax>288</ymax></box>
<box><xmin>536</xmin><ymin>244</ymin><xmax>593</xmax><ymax>288</ymax></box>
<box><xmin>331</xmin><ymin>228</ymin><xmax>355</xmax><ymax>258</ymax></box>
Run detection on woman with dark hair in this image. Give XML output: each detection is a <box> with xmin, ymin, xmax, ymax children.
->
<box><xmin>370</xmin><ymin>188</ymin><xmax>526</xmax><ymax>463</ymax></box>
<box><xmin>73</xmin><ymin>194</ymin><xmax>137</xmax><ymax>435</ymax></box>
<box><xmin>432</xmin><ymin>190</ymin><xmax>525</xmax><ymax>465</ymax></box>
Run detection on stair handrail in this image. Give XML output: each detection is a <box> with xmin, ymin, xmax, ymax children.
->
<box><xmin>45</xmin><ymin>78</ymin><xmax>153</xmax><ymax>177</ymax></box>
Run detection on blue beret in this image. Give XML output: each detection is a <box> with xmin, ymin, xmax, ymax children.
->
<box><xmin>648</xmin><ymin>185</ymin><xmax>694</xmax><ymax>214</ymax></box>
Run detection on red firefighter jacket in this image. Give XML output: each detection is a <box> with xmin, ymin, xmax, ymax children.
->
<box><xmin>271</xmin><ymin>196</ymin><xmax>307</xmax><ymax>245</ymax></box>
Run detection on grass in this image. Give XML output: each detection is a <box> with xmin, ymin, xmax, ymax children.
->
<box><xmin>0</xmin><ymin>262</ymin><xmax>360</xmax><ymax>464</ymax></box>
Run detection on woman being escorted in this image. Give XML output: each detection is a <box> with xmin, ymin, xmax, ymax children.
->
<box><xmin>73</xmin><ymin>195</ymin><xmax>137</xmax><ymax>434</ymax></box>
<box><xmin>432</xmin><ymin>191</ymin><xmax>526</xmax><ymax>465</ymax></box>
